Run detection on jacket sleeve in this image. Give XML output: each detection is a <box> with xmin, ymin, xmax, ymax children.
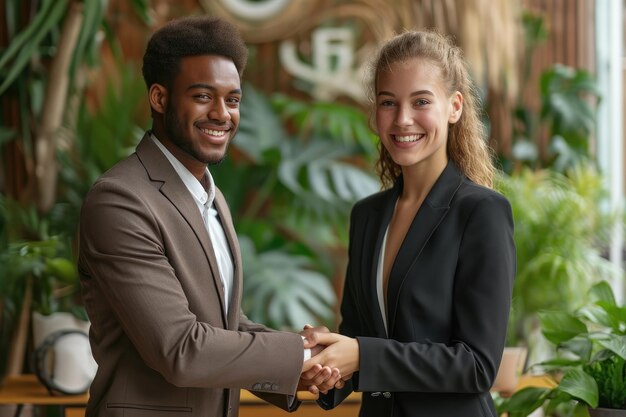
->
<box><xmin>356</xmin><ymin>194</ymin><xmax>516</xmax><ymax>393</ymax></box>
<box><xmin>238</xmin><ymin>311</ymin><xmax>304</xmax><ymax>412</ymax></box>
<box><xmin>79</xmin><ymin>179</ymin><xmax>303</xmax><ymax>394</ymax></box>
<box><xmin>317</xmin><ymin>207</ymin><xmax>362</xmax><ymax>409</ymax></box>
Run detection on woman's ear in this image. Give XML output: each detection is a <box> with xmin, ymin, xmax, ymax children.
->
<box><xmin>148</xmin><ymin>84</ymin><xmax>168</xmax><ymax>114</ymax></box>
<box><xmin>448</xmin><ymin>91</ymin><xmax>463</xmax><ymax>124</ymax></box>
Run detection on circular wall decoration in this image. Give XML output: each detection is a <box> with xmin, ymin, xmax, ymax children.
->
<box><xmin>215</xmin><ymin>0</ymin><xmax>290</xmax><ymax>21</ymax></box>
<box><xmin>201</xmin><ymin>0</ymin><xmax>323</xmax><ymax>43</ymax></box>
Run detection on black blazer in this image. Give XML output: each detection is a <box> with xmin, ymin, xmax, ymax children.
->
<box><xmin>319</xmin><ymin>161</ymin><xmax>516</xmax><ymax>417</ymax></box>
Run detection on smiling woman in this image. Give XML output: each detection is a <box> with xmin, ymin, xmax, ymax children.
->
<box><xmin>375</xmin><ymin>59</ymin><xmax>462</xmax><ymax>181</ymax></box>
<box><xmin>307</xmin><ymin>30</ymin><xmax>516</xmax><ymax>417</ymax></box>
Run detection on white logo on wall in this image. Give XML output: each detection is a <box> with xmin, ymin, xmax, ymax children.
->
<box><xmin>280</xmin><ymin>27</ymin><xmax>368</xmax><ymax>104</ymax></box>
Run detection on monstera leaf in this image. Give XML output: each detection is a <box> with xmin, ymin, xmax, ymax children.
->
<box><xmin>239</xmin><ymin>236</ymin><xmax>336</xmax><ymax>330</ymax></box>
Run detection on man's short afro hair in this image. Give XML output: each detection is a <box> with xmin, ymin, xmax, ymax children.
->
<box><xmin>142</xmin><ymin>15</ymin><xmax>248</xmax><ymax>90</ymax></box>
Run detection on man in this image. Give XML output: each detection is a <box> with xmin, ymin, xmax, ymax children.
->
<box><xmin>78</xmin><ymin>15</ymin><xmax>337</xmax><ymax>417</ymax></box>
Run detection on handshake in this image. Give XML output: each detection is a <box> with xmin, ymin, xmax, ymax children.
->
<box><xmin>297</xmin><ymin>325</ymin><xmax>360</xmax><ymax>397</ymax></box>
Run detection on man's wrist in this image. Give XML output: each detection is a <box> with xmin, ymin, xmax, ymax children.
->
<box><xmin>301</xmin><ymin>336</ymin><xmax>311</xmax><ymax>361</ymax></box>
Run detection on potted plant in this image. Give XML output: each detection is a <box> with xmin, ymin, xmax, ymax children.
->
<box><xmin>497</xmin><ymin>281</ymin><xmax>626</xmax><ymax>417</ymax></box>
<box><xmin>0</xmin><ymin>191</ymin><xmax>92</xmax><ymax>377</ymax></box>
<box><xmin>494</xmin><ymin>164</ymin><xmax>619</xmax><ymax>355</ymax></box>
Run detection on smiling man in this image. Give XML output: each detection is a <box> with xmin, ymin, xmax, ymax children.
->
<box><xmin>77</xmin><ymin>16</ymin><xmax>339</xmax><ymax>417</ymax></box>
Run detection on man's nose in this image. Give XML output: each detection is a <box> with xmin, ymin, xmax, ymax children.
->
<box><xmin>209</xmin><ymin>99</ymin><xmax>230</xmax><ymax>122</ymax></box>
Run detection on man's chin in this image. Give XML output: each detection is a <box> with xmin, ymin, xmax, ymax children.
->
<box><xmin>207</xmin><ymin>156</ymin><xmax>226</xmax><ymax>166</ymax></box>
<box><xmin>204</xmin><ymin>151</ymin><xmax>228</xmax><ymax>166</ymax></box>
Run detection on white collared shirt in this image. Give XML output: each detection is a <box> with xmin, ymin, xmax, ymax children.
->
<box><xmin>376</xmin><ymin>227</ymin><xmax>389</xmax><ymax>336</ymax></box>
<box><xmin>151</xmin><ymin>134</ymin><xmax>234</xmax><ymax>311</ymax></box>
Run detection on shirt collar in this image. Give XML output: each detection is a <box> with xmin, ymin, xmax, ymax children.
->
<box><xmin>150</xmin><ymin>133</ymin><xmax>215</xmax><ymax>207</ymax></box>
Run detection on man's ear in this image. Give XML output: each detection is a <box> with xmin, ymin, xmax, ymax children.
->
<box><xmin>148</xmin><ymin>84</ymin><xmax>168</xmax><ymax>114</ymax></box>
<box><xmin>448</xmin><ymin>91</ymin><xmax>463</xmax><ymax>124</ymax></box>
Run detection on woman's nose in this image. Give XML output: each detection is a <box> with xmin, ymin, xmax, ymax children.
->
<box><xmin>394</xmin><ymin>105</ymin><xmax>413</xmax><ymax>126</ymax></box>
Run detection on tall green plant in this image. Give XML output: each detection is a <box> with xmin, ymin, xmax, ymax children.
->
<box><xmin>0</xmin><ymin>0</ymin><xmax>148</xmax><ymax>371</ymax></box>
<box><xmin>0</xmin><ymin>0</ymin><xmax>150</xmax><ymax>209</ymax></box>
<box><xmin>495</xmin><ymin>164</ymin><xmax>620</xmax><ymax>347</ymax></box>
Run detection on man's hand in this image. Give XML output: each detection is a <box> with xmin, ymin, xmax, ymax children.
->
<box><xmin>297</xmin><ymin>363</ymin><xmax>342</xmax><ymax>396</ymax></box>
<box><xmin>300</xmin><ymin>324</ymin><xmax>329</xmax><ymax>350</ymax></box>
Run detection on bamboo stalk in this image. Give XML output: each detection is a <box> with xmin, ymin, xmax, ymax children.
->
<box><xmin>35</xmin><ymin>1</ymin><xmax>84</xmax><ymax>213</ymax></box>
<box><xmin>6</xmin><ymin>277</ymin><xmax>32</xmax><ymax>375</ymax></box>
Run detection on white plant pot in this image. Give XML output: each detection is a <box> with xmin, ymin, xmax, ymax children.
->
<box><xmin>31</xmin><ymin>312</ymin><xmax>97</xmax><ymax>393</ymax></box>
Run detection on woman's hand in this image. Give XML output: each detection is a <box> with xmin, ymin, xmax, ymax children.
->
<box><xmin>303</xmin><ymin>332</ymin><xmax>359</xmax><ymax>381</ymax></box>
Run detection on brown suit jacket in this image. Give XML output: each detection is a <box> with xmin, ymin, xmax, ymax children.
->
<box><xmin>78</xmin><ymin>133</ymin><xmax>304</xmax><ymax>417</ymax></box>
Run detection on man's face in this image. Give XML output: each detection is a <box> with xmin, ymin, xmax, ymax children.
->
<box><xmin>159</xmin><ymin>55</ymin><xmax>241</xmax><ymax>173</ymax></box>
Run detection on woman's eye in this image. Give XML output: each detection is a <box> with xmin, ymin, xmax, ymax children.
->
<box><xmin>379</xmin><ymin>100</ymin><xmax>395</xmax><ymax>107</ymax></box>
<box><xmin>415</xmin><ymin>99</ymin><xmax>430</xmax><ymax>106</ymax></box>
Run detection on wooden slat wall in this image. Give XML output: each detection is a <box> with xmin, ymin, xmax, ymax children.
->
<box><xmin>519</xmin><ymin>0</ymin><xmax>596</xmax><ymax>153</ymax></box>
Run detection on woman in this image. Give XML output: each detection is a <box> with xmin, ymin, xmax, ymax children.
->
<box><xmin>301</xmin><ymin>30</ymin><xmax>516</xmax><ymax>417</ymax></box>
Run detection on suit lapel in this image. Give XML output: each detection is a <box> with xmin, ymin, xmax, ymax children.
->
<box><xmin>135</xmin><ymin>134</ymin><xmax>228</xmax><ymax>327</ymax></box>
<box><xmin>212</xmin><ymin>189</ymin><xmax>242</xmax><ymax>331</ymax></box>
<box><xmin>365</xmin><ymin>185</ymin><xmax>400</xmax><ymax>338</ymax></box>
<box><xmin>386</xmin><ymin>161</ymin><xmax>464</xmax><ymax>335</ymax></box>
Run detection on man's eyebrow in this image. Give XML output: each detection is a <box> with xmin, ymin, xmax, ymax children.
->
<box><xmin>186</xmin><ymin>84</ymin><xmax>242</xmax><ymax>94</ymax></box>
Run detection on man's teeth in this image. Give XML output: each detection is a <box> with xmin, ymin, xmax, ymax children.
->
<box><xmin>395</xmin><ymin>134</ymin><xmax>421</xmax><ymax>142</ymax></box>
<box><xmin>200</xmin><ymin>128</ymin><xmax>226</xmax><ymax>137</ymax></box>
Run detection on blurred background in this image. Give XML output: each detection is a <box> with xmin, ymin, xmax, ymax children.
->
<box><xmin>0</xmin><ymin>1</ymin><xmax>625</xmax><ymax>416</ymax></box>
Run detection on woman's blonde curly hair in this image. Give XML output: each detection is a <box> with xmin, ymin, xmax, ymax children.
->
<box><xmin>367</xmin><ymin>30</ymin><xmax>495</xmax><ymax>189</ymax></box>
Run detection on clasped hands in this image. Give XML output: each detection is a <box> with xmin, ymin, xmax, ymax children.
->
<box><xmin>297</xmin><ymin>325</ymin><xmax>359</xmax><ymax>397</ymax></box>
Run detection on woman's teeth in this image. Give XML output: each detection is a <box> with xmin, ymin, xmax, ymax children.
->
<box><xmin>394</xmin><ymin>134</ymin><xmax>421</xmax><ymax>142</ymax></box>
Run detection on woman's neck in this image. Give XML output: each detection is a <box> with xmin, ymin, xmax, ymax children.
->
<box><xmin>399</xmin><ymin>157</ymin><xmax>448</xmax><ymax>203</ymax></box>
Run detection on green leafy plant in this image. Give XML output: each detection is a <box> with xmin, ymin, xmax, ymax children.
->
<box><xmin>498</xmin><ymin>281</ymin><xmax>626</xmax><ymax>417</ymax></box>
<box><xmin>505</xmin><ymin>12</ymin><xmax>600</xmax><ymax>174</ymax></box>
<box><xmin>239</xmin><ymin>236</ymin><xmax>336</xmax><ymax>329</ymax></box>
<box><xmin>0</xmin><ymin>0</ymin><xmax>150</xmax><ymax>211</ymax></box>
<box><xmin>510</xmin><ymin>64</ymin><xmax>600</xmax><ymax>173</ymax></box>
<box><xmin>0</xmin><ymin>195</ymin><xmax>82</xmax><ymax>316</ymax></box>
<box><xmin>54</xmin><ymin>62</ymin><xmax>147</xmax><ymax>238</ymax></box>
<box><xmin>495</xmin><ymin>164</ymin><xmax>621</xmax><ymax>347</ymax></box>
<box><xmin>0</xmin><ymin>194</ymin><xmax>84</xmax><ymax>380</ymax></box>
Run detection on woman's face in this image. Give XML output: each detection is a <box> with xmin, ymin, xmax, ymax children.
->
<box><xmin>375</xmin><ymin>58</ymin><xmax>462</xmax><ymax>173</ymax></box>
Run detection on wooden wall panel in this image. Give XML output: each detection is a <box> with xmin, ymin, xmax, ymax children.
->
<box><xmin>519</xmin><ymin>0</ymin><xmax>596</xmax><ymax>155</ymax></box>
